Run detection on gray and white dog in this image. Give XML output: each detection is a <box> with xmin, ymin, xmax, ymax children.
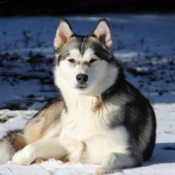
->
<box><xmin>0</xmin><ymin>18</ymin><xmax>156</xmax><ymax>174</ymax></box>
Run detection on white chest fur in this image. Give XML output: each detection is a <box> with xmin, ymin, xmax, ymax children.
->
<box><xmin>60</xmin><ymin>95</ymin><xmax>120</xmax><ymax>141</ymax></box>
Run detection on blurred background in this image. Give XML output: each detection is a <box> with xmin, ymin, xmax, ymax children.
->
<box><xmin>1</xmin><ymin>0</ymin><xmax>175</xmax><ymax>16</ymax></box>
<box><xmin>0</xmin><ymin>0</ymin><xmax>175</xmax><ymax>110</ymax></box>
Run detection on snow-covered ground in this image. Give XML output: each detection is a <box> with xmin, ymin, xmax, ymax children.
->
<box><xmin>0</xmin><ymin>14</ymin><xmax>175</xmax><ymax>174</ymax></box>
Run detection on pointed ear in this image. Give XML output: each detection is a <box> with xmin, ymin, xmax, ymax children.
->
<box><xmin>92</xmin><ymin>18</ymin><xmax>112</xmax><ymax>48</ymax></box>
<box><xmin>54</xmin><ymin>19</ymin><xmax>74</xmax><ymax>49</ymax></box>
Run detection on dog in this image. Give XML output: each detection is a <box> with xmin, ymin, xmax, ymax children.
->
<box><xmin>0</xmin><ymin>18</ymin><xmax>156</xmax><ymax>174</ymax></box>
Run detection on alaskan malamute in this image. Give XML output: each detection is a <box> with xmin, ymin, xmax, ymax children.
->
<box><xmin>0</xmin><ymin>18</ymin><xmax>156</xmax><ymax>174</ymax></box>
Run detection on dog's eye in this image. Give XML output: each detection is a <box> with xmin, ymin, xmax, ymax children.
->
<box><xmin>68</xmin><ymin>59</ymin><xmax>75</xmax><ymax>63</ymax></box>
<box><xmin>89</xmin><ymin>59</ymin><xmax>97</xmax><ymax>64</ymax></box>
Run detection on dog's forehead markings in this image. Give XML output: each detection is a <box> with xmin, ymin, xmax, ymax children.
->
<box><xmin>69</xmin><ymin>48</ymin><xmax>94</xmax><ymax>61</ymax></box>
<box><xmin>69</xmin><ymin>49</ymin><xmax>82</xmax><ymax>60</ymax></box>
<box><xmin>82</xmin><ymin>48</ymin><xmax>94</xmax><ymax>61</ymax></box>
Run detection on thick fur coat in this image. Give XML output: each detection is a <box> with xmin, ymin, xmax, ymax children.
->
<box><xmin>0</xmin><ymin>18</ymin><xmax>156</xmax><ymax>174</ymax></box>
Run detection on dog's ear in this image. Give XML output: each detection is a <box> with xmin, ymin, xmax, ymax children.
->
<box><xmin>54</xmin><ymin>19</ymin><xmax>74</xmax><ymax>49</ymax></box>
<box><xmin>92</xmin><ymin>18</ymin><xmax>112</xmax><ymax>48</ymax></box>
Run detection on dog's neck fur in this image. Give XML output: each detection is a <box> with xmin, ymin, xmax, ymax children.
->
<box><xmin>59</xmin><ymin>85</ymin><xmax>103</xmax><ymax>113</ymax></box>
<box><xmin>58</xmin><ymin>69</ymin><xmax>125</xmax><ymax>116</ymax></box>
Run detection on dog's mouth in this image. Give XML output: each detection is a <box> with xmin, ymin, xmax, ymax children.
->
<box><xmin>76</xmin><ymin>85</ymin><xmax>87</xmax><ymax>90</ymax></box>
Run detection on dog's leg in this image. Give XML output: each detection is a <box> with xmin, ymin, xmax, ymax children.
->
<box><xmin>95</xmin><ymin>153</ymin><xmax>138</xmax><ymax>174</ymax></box>
<box><xmin>68</xmin><ymin>142</ymin><xmax>84</xmax><ymax>163</ymax></box>
<box><xmin>12</xmin><ymin>137</ymin><xmax>67</xmax><ymax>165</ymax></box>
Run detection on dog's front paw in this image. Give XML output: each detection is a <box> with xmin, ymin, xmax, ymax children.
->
<box><xmin>95</xmin><ymin>167</ymin><xmax>114</xmax><ymax>175</ymax></box>
<box><xmin>12</xmin><ymin>146</ymin><xmax>35</xmax><ymax>165</ymax></box>
<box><xmin>69</xmin><ymin>150</ymin><xmax>81</xmax><ymax>163</ymax></box>
<box><xmin>95</xmin><ymin>166</ymin><xmax>120</xmax><ymax>175</ymax></box>
<box><xmin>69</xmin><ymin>142</ymin><xmax>85</xmax><ymax>163</ymax></box>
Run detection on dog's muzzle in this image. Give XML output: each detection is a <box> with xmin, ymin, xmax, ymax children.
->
<box><xmin>76</xmin><ymin>74</ymin><xmax>88</xmax><ymax>85</ymax></box>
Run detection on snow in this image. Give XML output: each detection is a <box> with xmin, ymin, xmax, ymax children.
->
<box><xmin>0</xmin><ymin>14</ymin><xmax>175</xmax><ymax>174</ymax></box>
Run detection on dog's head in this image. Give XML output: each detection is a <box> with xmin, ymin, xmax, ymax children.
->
<box><xmin>53</xmin><ymin>19</ymin><xmax>118</xmax><ymax>96</ymax></box>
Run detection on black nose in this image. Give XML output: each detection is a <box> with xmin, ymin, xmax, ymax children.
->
<box><xmin>76</xmin><ymin>74</ymin><xmax>88</xmax><ymax>84</ymax></box>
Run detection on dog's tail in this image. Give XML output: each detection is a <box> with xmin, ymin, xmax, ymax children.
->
<box><xmin>0</xmin><ymin>130</ymin><xmax>26</xmax><ymax>164</ymax></box>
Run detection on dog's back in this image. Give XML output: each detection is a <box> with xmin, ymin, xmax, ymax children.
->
<box><xmin>122</xmin><ymin>81</ymin><xmax>156</xmax><ymax>161</ymax></box>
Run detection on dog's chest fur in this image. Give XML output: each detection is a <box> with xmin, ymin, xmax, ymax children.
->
<box><xmin>60</xmin><ymin>96</ymin><xmax>119</xmax><ymax>141</ymax></box>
